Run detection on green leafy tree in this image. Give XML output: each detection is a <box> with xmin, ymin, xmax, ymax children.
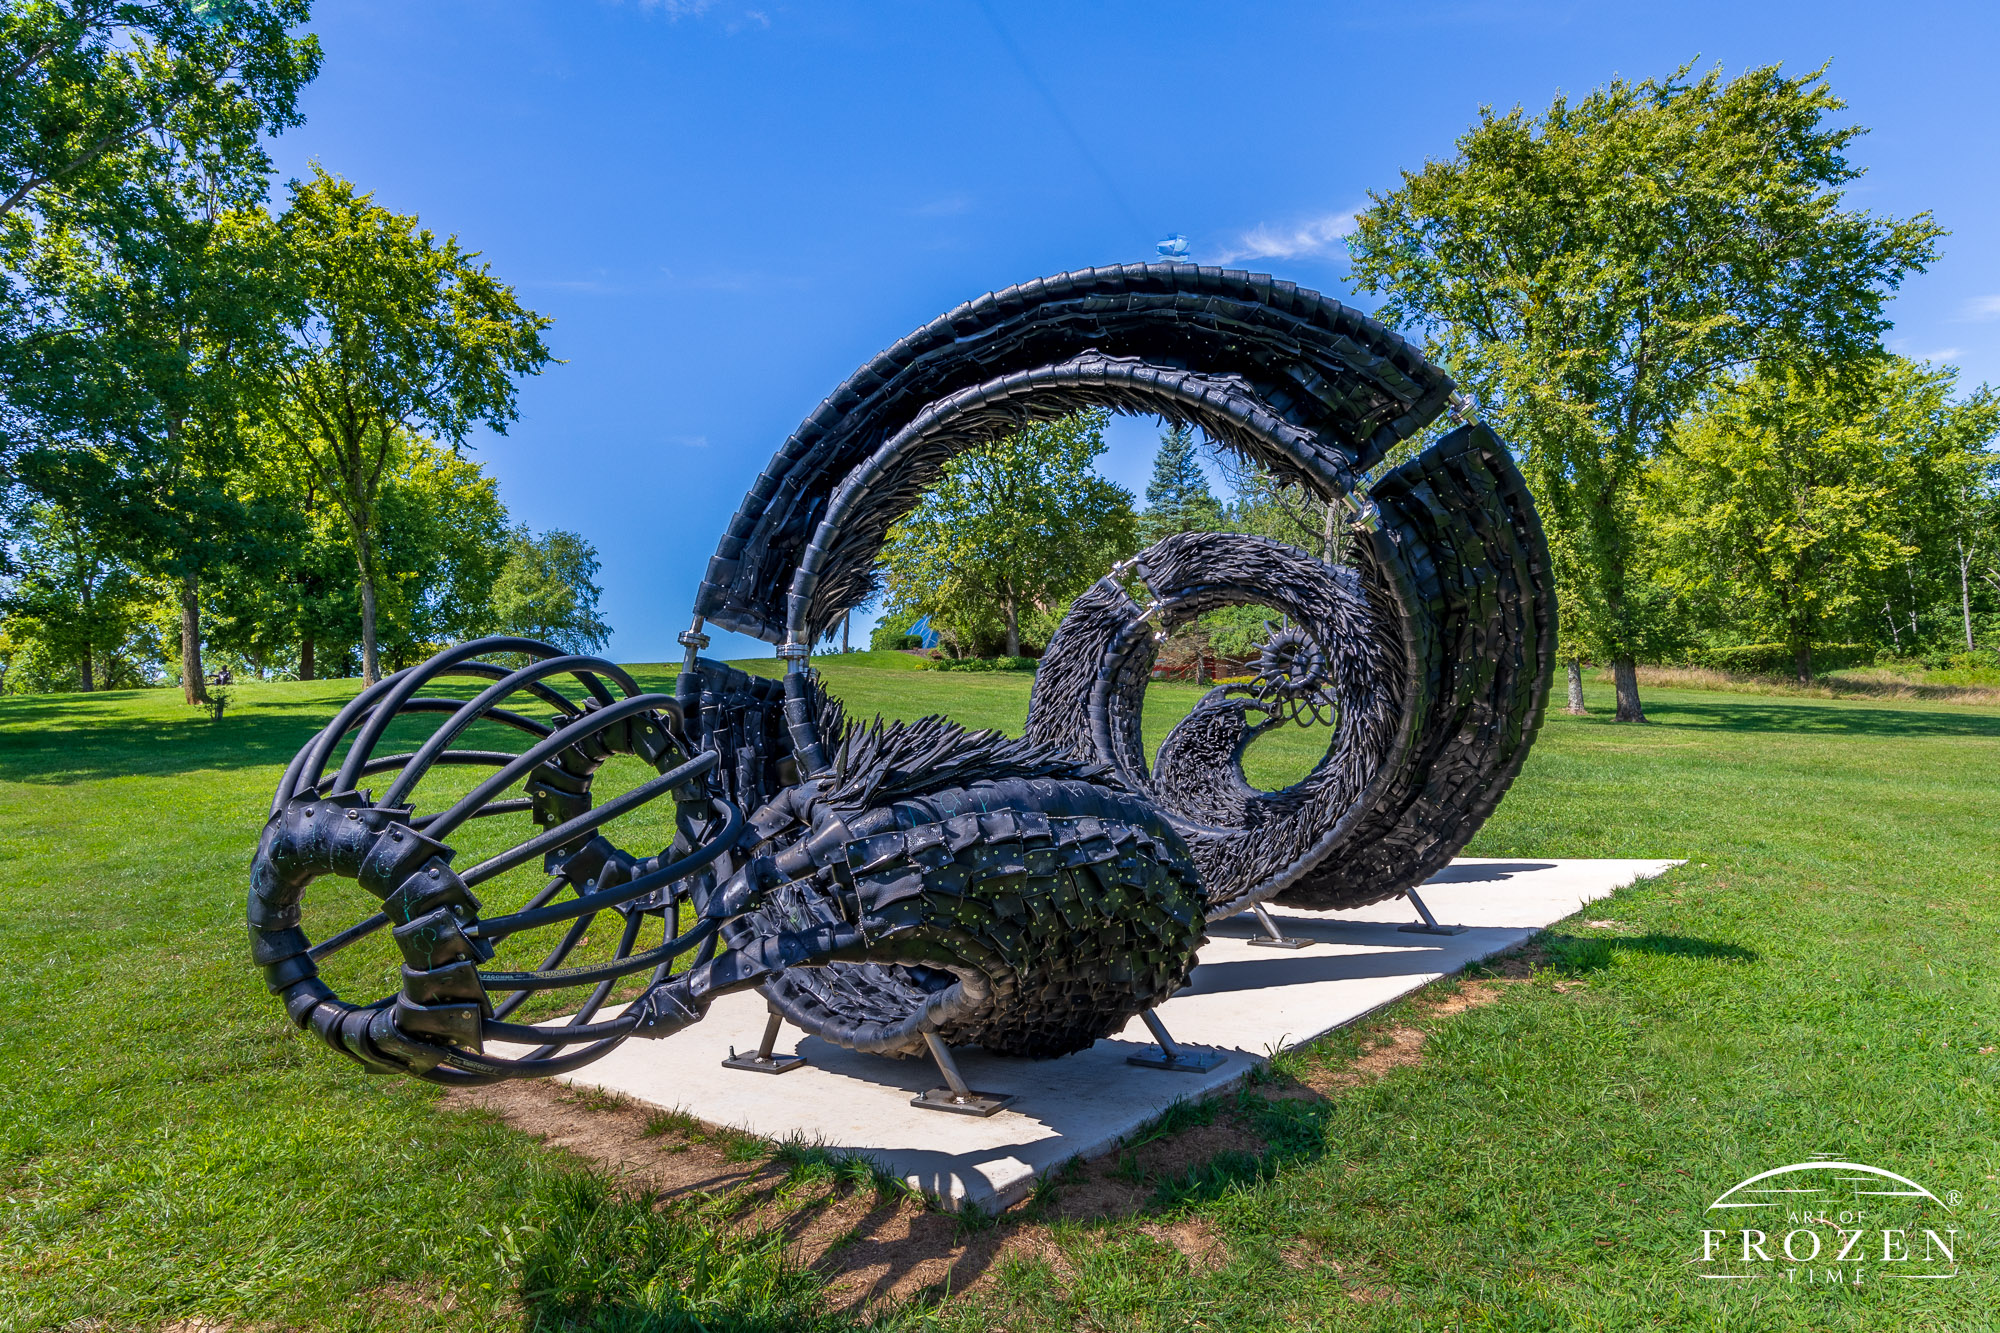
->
<box><xmin>1140</xmin><ymin>424</ymin><xmax>1223</xmax><ymax>543</ymax></box>
<box><xmin>0</xmin><ymin>0</ymin><xmax>318</xmax><ymax>468</ymax></box>
<box><xmin>200</xmin><ymin>439</ymin><xmax>354</xmax><ymax>679</ymax></box>
<box><xmin>881</xmin><ymin>412</ymin><xmax>1137</xmax><ymax>658</ymax></box>
<box><xmin>0</xmin><ymin>497</ymin><xmax>161</xmax><ymax>692</ymax></box>
<box><xmin>1647</xmin><ymin>357</ymin><xmax>1998</xmax><ymax>682</ymax></box>
<box><xmin>1919</xmin><ymin>398</ymin><xmax>2000</xmax><ymax>655</ymax></box>
<box><xmin>252</xmin><ymin>167</ymin><xmax>553</xmax><ymax>683</ymax></box>
<box><xmin>0</xmin><ymin>3</ymin><xmax>315</xmax><ymax>698</ymax></box>
<box><xmin>368</xmin><ymin>432</ymin><xmax>511</xmax><ymax>668</ymax></box>
<box><xmin>1349</xmin><ymin>61</ymin><xmax>1941</xmax><ymax>720</ymax></box>
<box><xmin>10</xmin><ymin>198</ymin><xmax>289</xmax><ymax>703</ymax></box>
<box><xmin>205</xmin><ymin>429</ymin><xmax>512</xmax><ymax>677</ymax></box>
<box><xmin>488</xmin><ymin>525</ymin><xmax>611</xmax><ymax>656</ymax></box>
<box><xmin>0</xmin><ymin>0</ymin><xmax>316</xmax><ymax>228</ymax></box>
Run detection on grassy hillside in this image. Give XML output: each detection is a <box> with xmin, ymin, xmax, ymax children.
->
<box><xmin>1</xmin><ymin>662</ymin><xmax>1995</xmax><ymax>1329</ymax></box>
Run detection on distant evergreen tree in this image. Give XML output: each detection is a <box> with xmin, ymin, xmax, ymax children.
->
<box><xmin>1141</xmin><ymin>425</ymin><xmax>1224</xmax><ymax>543</ymax></box>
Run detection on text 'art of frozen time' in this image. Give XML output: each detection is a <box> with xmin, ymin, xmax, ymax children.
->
<box><xmin>247</xmin><ymin>265</ymin><xmax>1553</xmax><ymax>1113</ymax></box>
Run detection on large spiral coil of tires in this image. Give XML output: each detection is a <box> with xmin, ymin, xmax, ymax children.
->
<box><xmin>1025</xmin><ymin>424</ymin><xmax>1556</xmax><ymax>915</ymax></box>
<box><xmin>687</xmin><ymin>262</ymin><xmax>1554</xmax><ymax>1058</ymax></box>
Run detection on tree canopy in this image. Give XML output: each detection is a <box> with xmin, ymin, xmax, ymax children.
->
<box><xmin>1648</xmin><ymin>357</ymin><xmax>2000</xmax><ymax>681</ymax></box>
<box><xmin>488</xmin><ymin>525</ymin><xmax>611</xmax><ymax>656</ymax></box>
<box><xmin>1140</xmin><ymin>424</ymin><xmax>1223</xmax><ymax>543</ymax></box>
<box><xmin>880</xmin><ymin>412</ymin><xmax>1136</xmax><ymax>658</ymax></box>
<box><xmin>1349</xmin><ymin>61</ymin><xmax>1941</xmax><ymax>719</ymax></box>
<box><xmin>252</xmin><ymin>167</ymin><xmax>554</xmax><ymax>683</ymax></box>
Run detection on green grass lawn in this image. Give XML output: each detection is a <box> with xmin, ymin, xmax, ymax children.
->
<box><xmin>2</xmin><ymin>660</ymin><xmax>1997</xmax><ymax>1330</ymax></box>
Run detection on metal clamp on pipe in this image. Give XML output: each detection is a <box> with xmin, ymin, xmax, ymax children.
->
<box><xmin>678</xmin><ymin>616</ymin><xmax>711</xmax><ymax>671</ymax></box>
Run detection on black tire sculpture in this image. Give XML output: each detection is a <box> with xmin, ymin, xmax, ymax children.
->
<box><xmin>1025</xmin><ymin>423</ymin><xmax>1555</xmax><ymax>916</ymax></box>
<box><xmin>728</xmin><ymin>690</ymin><xmax>1204</xmax><ymax>1061</ymax></box>
<box><xmin>249</xmin><ymin>262</ymin><xmax>1553</xmax><ymax>1089</ymax></box>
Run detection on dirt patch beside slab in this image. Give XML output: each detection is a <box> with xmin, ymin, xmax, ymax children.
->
<box><xmin>444</xmin><ymin>942</ymin><xmax>1552</xmax><ymax>1316</ymax></box>
<box><xmin>446</xmin><ymin>1080</ymin><xmax>777</xmax><ymax>1200</ymax></box>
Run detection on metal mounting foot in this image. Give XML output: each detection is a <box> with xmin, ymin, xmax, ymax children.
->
<box><xmin>1396</xmin><ymin>886</ymin><xmax>1468</xmax><ymax>935</ymax></box>
<box><xmin>1245</xmin><ymin>902</ymin><xmax>1311</xmax><ymax>949</ymax></box>
<box><xmin>911</xmin><ymin>1031</ymin><xmax>1014</xmax><ymax>1116</ymax></box>
<box><xmin>1126</xmin><ymin>1009</ymin><xmax>1227</xmax><ymax>1073</ymax></box>
<box><xmin>722</xmin><ymin>1009</ymin><xmax>806</xmax><ymax>1073</ymax></box>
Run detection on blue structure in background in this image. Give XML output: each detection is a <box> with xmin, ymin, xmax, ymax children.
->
<box><xmin>908</xmin><ymin>616</ymin><xmax>942</xmax><ymax>649</ymax></box>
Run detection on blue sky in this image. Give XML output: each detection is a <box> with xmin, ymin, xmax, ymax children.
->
<box><xmin>269</xmin><ymin>0</ymin><xmax>2000</xmax><ymax>662</ymax></box>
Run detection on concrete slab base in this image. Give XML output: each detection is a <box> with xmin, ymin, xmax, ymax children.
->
<box><xmin>538</xmin><ymin>857</ymin><xmax>1679</xmax><ymax>1211</ymax></box>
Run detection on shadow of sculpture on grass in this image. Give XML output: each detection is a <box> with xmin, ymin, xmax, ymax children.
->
<box><xmin>1531</xmin><ymin>931</ymin><xmax>1759</xmax><ymax>974</ymax></box>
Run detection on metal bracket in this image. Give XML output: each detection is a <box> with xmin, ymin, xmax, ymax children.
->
<box><xmin>722</xmin><ymin>1008</ymin><xmax>806</xmax><ymax>1074</ymax></box>
<box><xmin>678</xmin><ymin>615</ymin><xmax>711</xmax><ymax>672</ymax></box>
<box><xmin>911</xmin><ymin>1031</ymin><xmax>1014</xmax><ymax>1116</ymax></box>
<box><xmin>1245</xmin><ymin>902</ymin><xmax>1311</xmax><ymax>950</ymax></box>
<box><xmin>1134</xmin><ymin>597</ymin><xmax>1169</xmax><ymax>643</ymax></box>
<box><xmin>1126</xmin><ymin>1009</ymin><xmax>1227</xmax><ymax>1073</ymax></box>
<box><xmin>1397</xmin><ymin>886</ymin><xmax>1468</xmax><ymax>935</ymax></box>
<box><xmin>775</xmin><ymin>640</ymin><xmax>812</xmax><ymax>674</ymax></box>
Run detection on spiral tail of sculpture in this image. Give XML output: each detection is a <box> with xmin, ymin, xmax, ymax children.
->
<box><xmin>1024</xmin><ymin>423</ymin><xmax>1554</xmax><ymax>916</ymax></box>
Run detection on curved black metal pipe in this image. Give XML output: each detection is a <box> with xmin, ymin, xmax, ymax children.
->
<box><xmin>423</xmin><ymin>693</ymin><xmax>676</xmax><ymax>842</ymax></box>
<box><xmin>379</xmin><ymin>653</ymin><xmax>665</xmax><ymax>808</ymax></box>
<box><xmin>470</xmin><ymin>796</ymin><xmax>743</xmax><ymax>941</ymax></box>
<box><xmin>334</xmin><ymin>636</ymin><xmax>597</xmax><ymax>794</ymax></box>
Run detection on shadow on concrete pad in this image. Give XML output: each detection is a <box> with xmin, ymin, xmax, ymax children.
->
<box><xmin>1423</xmin><ymin>860</ymin><xmax>1559</xmax><ymax>884</ymax></box>
<box><xmin>1182</xmin><ymin>926</ymin><xmax>1525</xmax><ymax>995</ymax></box>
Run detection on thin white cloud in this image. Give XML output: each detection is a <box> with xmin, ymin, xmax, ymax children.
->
<box><xmin>640</xmin><ymin>0</ymin><xmax>720</xmax><ymax>17</ymax></box>
<box><xmin>914</xmin><ymin>192</ymin><xmax>973</xmax><ymax>218</ymax></box>
<box><xmin>1922</xmin><ymin>348</ymin><xmax>1963</xmax><ymax>363</ymax></box>
<box><xmin>1961</xmin><ymin>295</ymin><xmax>2000</xmax><ymax>322</ymax></box>
<box><xmin>1209</xmin><ymin>211</ymin><xmax>1358</xmax><ymax>265</ymax></box>
<box><xmin>674</xmin><ymin>434</ymin><xmax>709</xmax><ymax>449</ymax></box>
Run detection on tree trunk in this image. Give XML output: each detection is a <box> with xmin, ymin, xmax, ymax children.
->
<box><xmin>300</xmin><ymin>633</ymin><xmax>315</xmax><ymax>681</ymax></box>
<box><xmin>1794</xmin><ymin>641</ymin><xmax>1813</xmax><ymax>686</ymax></box>
<box><xmin>1321</xmin><ymin>495</ymin><xmax>1339</xmax><ymax>565</ymax></box>
<box><xmin>1611</xmin><ymin>657</ymin><xmax>1645</xmax><ymax>723</ymax></box>
<box><xmin>77</xmin><ymin>564</ymin><xmax>97</xmax><ymax>689</ymax></box>
<box><xmin>841</xmin><ymin>612</ymin><xmax>850</xmax><ymax>654</ymax></box>
<box><xmin>1002</xmin><ymin>596</ymin><xmax>1020</xmax><ymax>658</ymax></box>
<box><xmin>1960</xmin><ymin>538</ymin><xmax>1976</xmax><ymax>652</ymax></box>
<box><xmin>355</xmin><ymin>539</ymin><xmax>381</xmax><ymax>685</ymax></box>
<box><xmin>180</xmin><ymin>573</ymin><xmax>210</xmax><ymax>705</ymax></box>
<box><xmin>1565</xmin><ymin>658</ymin><xmax>1587</xmax><ymax>714</ymax></box>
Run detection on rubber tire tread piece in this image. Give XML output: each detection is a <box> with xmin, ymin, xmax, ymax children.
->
<box><xmin>1274</xmin><ymin>423</ymin><xmax>1555</xmax><ymax>910</ymax></box>
<box><xmin>696</xmin><ymin>263</ymin><xmax>1455</xmax><ymax>643</ymax></box>
<box><xmin>741</xmin><ymin>777</ymin><xmax>1206</xmax><ymax>1060</ymax></box>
